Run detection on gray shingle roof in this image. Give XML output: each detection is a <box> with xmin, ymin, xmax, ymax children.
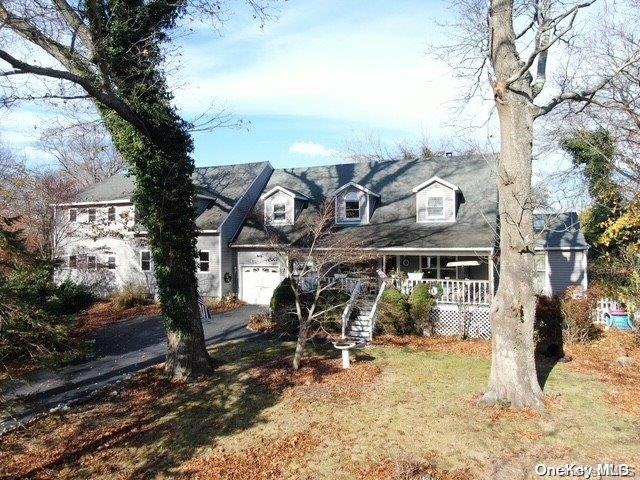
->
<box><xmin>233</xmin><ymin>155</ymin><xmax>500</xmax><ymax>250</ymax></box>
<box><xmin>73</xmin><ymin>161</ymin><xmax>269</xmax><ymax>230</ymax></box>
<box><xmin>534</xmin><ymin>212</ymin><xmax>588</xmax><ymax>249</ymax></box>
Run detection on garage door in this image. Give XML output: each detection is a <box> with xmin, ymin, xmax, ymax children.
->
<box><xmin>241</xmin><ymin>266</ymin><xmax>281</xmax><ymax>305</ymax></box>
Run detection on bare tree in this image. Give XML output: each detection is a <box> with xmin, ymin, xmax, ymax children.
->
<box><xmin>435</xmin><ymin>0</ymin><xmax>640</xmax><ymax>407</ymax></box>
<box><xmin>40</xmin><ymin>115</ymin><xmax>126</xmax><ymax>189</ymax></box>
<box><xmin>266</xmin><ymin>201</ymin><xmax>375</xmax><ymax>370</ymax></box>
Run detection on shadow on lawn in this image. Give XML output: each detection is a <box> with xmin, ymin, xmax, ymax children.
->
<box><xmin>124</xmin><ymin>339</ymin><xmax>300</xmax><ymax>478</ymax></box>
<box><xmin>9</xmin><ymin>339</ymin><xmax>308</xmax><ymax>479</ymax></box>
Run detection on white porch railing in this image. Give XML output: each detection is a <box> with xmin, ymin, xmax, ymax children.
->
<box><xmin>400</xmin><ymin>279</ymin><xmax>492</xmax><ymax>305</ymax></box>
<box><xmin>341</xmin><ymin>280</ymin><xmax>362</xmax><ymax>338</ymax></box>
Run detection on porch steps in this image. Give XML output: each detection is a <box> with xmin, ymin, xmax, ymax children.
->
<box><xmin>346</xmin><ymin>293</ymin><xmax>377</xmax><ymax>340</ymax></box>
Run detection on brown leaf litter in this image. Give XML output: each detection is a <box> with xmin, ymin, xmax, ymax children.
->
<box><xmin>179</xmin><ymin>428</ymin><xmax>320</xmax><ymax>480</ymax></box>
<box><xmin>565</xmin><ymin>330</ymin><xmax>640</xmax><ymax>416</ymax></box>
<box><xmin>0</xmin><ymin>369</ymin><xmax>179</xmax><ymax>479</ymax></box>
<box><xmin>249</xmin><ymin>356</ymin><xmax>382</xmax><ymax>400</ymax></box>
<box><xmin>354</xmin><ymin>453</ymin><xmax>474</xmax><ymax>480</ymax></box>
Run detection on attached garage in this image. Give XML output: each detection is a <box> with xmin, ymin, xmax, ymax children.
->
<box><xmin>240</xmin><ymin>265</ymin><xmax>281</xmax><ymax>305</ymax></box>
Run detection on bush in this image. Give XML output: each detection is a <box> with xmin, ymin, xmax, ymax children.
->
<box><xmin>269</xmin><ymin>278</ymin><xmax>298</xmax><ymax>335</ymax></box>
<box><xmin>47</xmin><ymin>281</ymin><xmax>94</xmax><ymax>315</ymax></box>
<box><xmin>6</xmin><ymin>262</ymin><xmax>94</xmax><ymax>316</ymax></box>
<box><xmin>0</xmin><ymin>299</ymin><xmax>81</xmax><ymax>368</ymax></box>
<box><xmin>534</xmin><ymin>294</ymin><xmax>564</xmax><ymax>357</ymax></box>
<box><xmin>409</xmin><ymin>283</ymin><xmax>435</xmax><ymax>334</ymax></box>
<box><xmin>110</xmin><ymin>284</ymin><xmax>152</xmax><ymax>312</ymax></box>
<box><xmin>561</xmin><ymin>285</ymin><xmax>604</xmax><ymax>344</ymax></box>
<box><xmin>268</xmin><ymin>278</ymin><xmax>351</xmax><ymax>336</ymax></box>
<box><xmin>376</xmin><ymin>287</ymin><xmax>414</xmax><ymax>335</ymax></box>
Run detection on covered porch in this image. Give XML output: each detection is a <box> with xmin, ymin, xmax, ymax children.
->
<box><xmin>380</xmin><ymin>252</ymin><xmax>495</xmax><ymax>306</ymax></box>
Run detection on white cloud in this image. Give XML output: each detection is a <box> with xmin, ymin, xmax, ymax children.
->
<box><xmin>289</xmin><ymin>141</ymin><xmax>338</xmax><ymax>157</ymax></box>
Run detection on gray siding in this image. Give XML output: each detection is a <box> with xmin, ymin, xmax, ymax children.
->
<box><xmin>196</xmin><ymin>235</ymin><xmax>221</xmax><ymax>299</ymax></box>
<box><xmin>547</xmin><ymin>250</ymin><xmax>587</xmax><ymax>295</ymax></box>
<box><xmin>219</xmin><ymin>164</ymin><xmax>274</xmax><ymax>297</ymax></box>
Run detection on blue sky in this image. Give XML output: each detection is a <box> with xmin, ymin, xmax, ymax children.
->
<box><xmin>1</xmin><ymin>0</ymin><xmax>497</xmax><ymax>170</ymax></box>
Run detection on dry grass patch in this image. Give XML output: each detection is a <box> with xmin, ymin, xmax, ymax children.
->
<box><xmin>1</xmin><ymin>338</ymin><xmax>639</xmax><ymax>479</ymax></box>
<box><xmin>375</xmin><ymin>334</ymin><xmax>492</xmax><ymax>357</ymax></box>
<box><xmin>355</xmin><ymin>453</ymin><xmax>473</xmax><ymax>480</ymax></box>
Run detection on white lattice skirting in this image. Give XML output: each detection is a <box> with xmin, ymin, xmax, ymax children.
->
<box><xmin>429</xmin><ymin>304</ymin><xmax>491</xmax><ymax>339</ymax></box>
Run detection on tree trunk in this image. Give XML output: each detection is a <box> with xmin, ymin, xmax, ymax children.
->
<box><xmin>101</xmin><ymin>111</ymin><xmax>213</xmax><ymax>380</ymax></box>
<box><xmin>484</xmin><ymin>0</ymin><xmax>544</xmax><ymax>408</ymax></box>
<box><xmin>164</xmin><ymin>287</ymin><xmax>213</xmax><ymax>379</ymax></box>
<box><xmin>293</xmin><ymin>322</ymin><xmax>308</xmax><ymax>370</ymax></box>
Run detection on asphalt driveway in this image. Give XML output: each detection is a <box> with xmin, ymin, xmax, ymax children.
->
<box><xmin>0</xmin><ymin>305</ymin><xmax>267</xmax><ymax>430</ymax></box>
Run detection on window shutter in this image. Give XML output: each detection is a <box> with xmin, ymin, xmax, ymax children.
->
<box><xmin>337</xmin><ymin>192</ymin><xmax>346</xmax><ymax>220</ymax></box>
<box><xmin>416</xmin><ymin>191</ymin><xmax>427</xmax><ymax>221</ymax></box>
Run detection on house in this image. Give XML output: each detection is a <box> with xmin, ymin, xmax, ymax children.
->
<box><xmin>53</xmin><ymin>155</ymin><xmax>588</xmax><ymax>338</ymax></box>
<box><xmin>53</xmin><ymin>161</ymin><xmax>273</xmax><ymax>298</ymax></box>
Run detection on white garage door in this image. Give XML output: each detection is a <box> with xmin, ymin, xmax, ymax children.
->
<box><xmin>241</xmin><ymin>266</ymin><xmax>281</xmax><ymax>305</ymax></box>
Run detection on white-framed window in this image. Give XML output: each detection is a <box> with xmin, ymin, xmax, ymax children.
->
<box><xmin>534</xmin><ymin>253</ymin><xmax>546</xmax><ymax>293</ymax></box>
<box><xmin>420</xmin><ymin>256</ymin><xmax>438</xmax><ymax>279</ymax></box>
<box><xmin>88</xmin><ymin>208</ymin><xmax>96</xmax><ymax>222</ymax></box>
<box><xmin>140</xmin><ymin>251</ymin><xmax>151</xmax><ymax>271</ymax></box>
<box><xmin>533</xmin><ymin>217</ymin><xmax>545</xmax><ymax>231</ymax></box>
<box><xmin>426</xmin><ymin>196</ymin><xmax>444</xmax><ymax>219</ymax></box>
<box><xmin>68</xmin><ymin>255</ymin><xmax>77</xmax><ymax>269</ymax></box>
<box><xmin>198</xmin><ymin>251</ymin><xmax>210</xmax><ymax>272</ymax></box>
<box><xmin>272</xmin><ymin>203</ymin><xmax>286</xmax><ymax>222</ymax></box>
<box><xmin>344</xmin><ymin>191</ymin><xmax>360</xmax><ymax>220</ymax></box>
<box><xmin>440</xmin><ymin>256</ymin><xmax>457</xmax><ymax>279</ymax></box>
<box><xmin>69</xmin><ymin>208</ymin><xmax>77</xmax><ymax>222</ymax></box>
<box><xmin>87</xmin><ymin>255</ymin><xmax>97</xmax><ymax>270</ymax></box>
<box><xmin>108</xmin><ymin>206</ymin><xmax>116</xmax><ymax>222</ymax></box>
<box><xmin>107</xmin><ymin>256</ymin><xmax>116</xmax><ymax>270</ymax></box>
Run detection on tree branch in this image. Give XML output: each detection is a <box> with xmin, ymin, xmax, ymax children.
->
<box><xmin>0</xmin><ymin>49</ymin><xmax>148</xmax><ymax>134</ymax></box>
<box><xmin>536</xmin><ymin>49</ymin><xmax>640</xmax><ymax>117</ymax></box>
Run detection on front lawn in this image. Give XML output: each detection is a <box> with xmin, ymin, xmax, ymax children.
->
<box><xmin>1</xmin><ymin>334</ymin><xmax>638</xmax><ymax>479</ymax></box>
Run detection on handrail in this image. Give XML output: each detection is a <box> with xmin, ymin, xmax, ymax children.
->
<box><xmin>367</xmin><ymin>281</ymin><xmax>387</xmax><ymax>340</ymax></box>
<box><xmin>341</xmin><ymin>280</ymin><xmax>362</xmax><ymax>339</ymax></box>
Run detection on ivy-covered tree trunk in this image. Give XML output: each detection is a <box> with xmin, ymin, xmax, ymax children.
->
<box><xmin>96</xmin><ymin>2</ymin><xmax>213</xmax><ymax>379</ymax></box>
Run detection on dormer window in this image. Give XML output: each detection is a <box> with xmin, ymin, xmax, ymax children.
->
<box><xmin>412</xmin><ymin>176</ymin><xmax>459</xmax><ymax>223</ymax></box>
<box><xmin>333</xmin><ymin>182</ymin><xmax>380</xmax><ymax>225</ymax></box>
<box><xmin>261</xmin><ymin>186</ymin><xmax>308</xmax><ymax>227</ymax></box>
<box><xmin>344</xmin><ymin>192</ymin><xmax>361</xmax><ymax>220</ymax></box>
